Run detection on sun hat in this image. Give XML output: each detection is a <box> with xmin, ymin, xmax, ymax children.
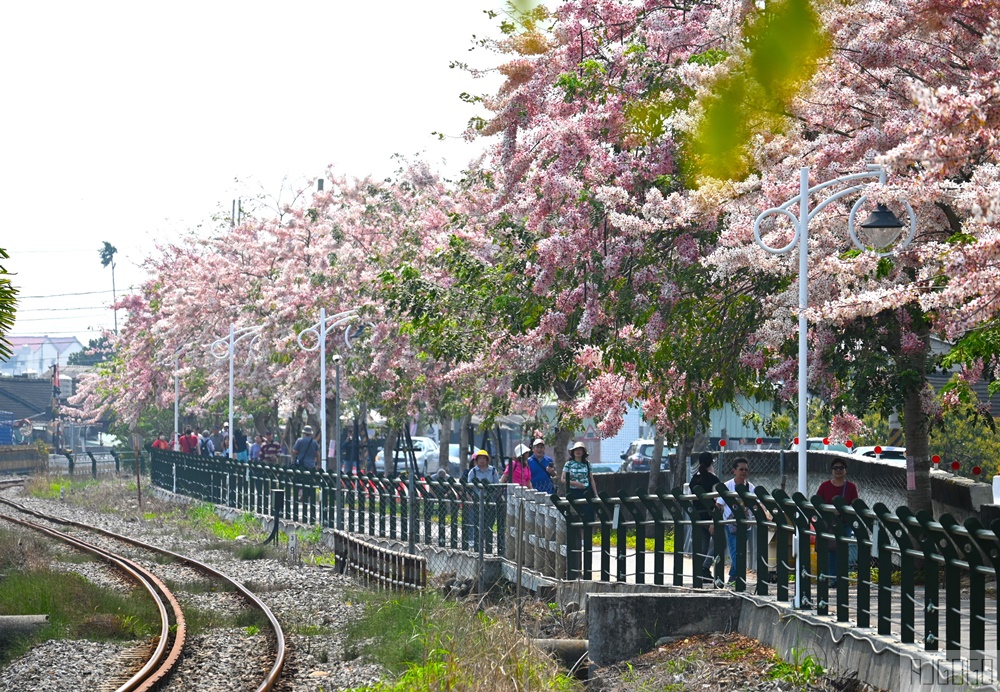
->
<box><xmin>302</xmin><ymin>425</ymin><xmax>314</xmax><ymax>435</ymax></box>
<box><xmin>514</xmin><ymin>444</ymin><xmax>530</xmax><ymax>457</ymax></box>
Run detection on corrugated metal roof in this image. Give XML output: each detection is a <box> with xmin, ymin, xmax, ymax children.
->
<box><xmin>0</xmin><ymin>378</ymin><xmax>52</xmax><ymax>421</ymax></box>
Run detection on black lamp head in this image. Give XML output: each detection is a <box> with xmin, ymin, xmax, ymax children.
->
<box><xmin>859</xmin><ymin>203</ymin><xmax>905</xmax><ymax>249</ymax></box>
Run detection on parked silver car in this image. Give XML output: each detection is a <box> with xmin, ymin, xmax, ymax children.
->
<box><xmin>374</xmin><ymin>436</ymin><xmax>440</xmax><ymax>475</ymax></box>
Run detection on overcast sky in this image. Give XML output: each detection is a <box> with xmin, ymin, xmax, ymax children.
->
<box><xmin>2</xmin><ymin>1</ymin><xmax>505</xmax><ymax>344</ymax></box>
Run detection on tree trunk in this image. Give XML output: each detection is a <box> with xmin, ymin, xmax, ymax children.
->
<box><xmin>551</xmin><ymin>376</ymin><xmax>584</xmax><ymax>492</ymax></box>
<box><xmin>384</xmin><ymin>428</ymin><xmax>398</xmax><ymax>476</ymax></box>
<box><xmin>438</xmin><ymin>415</ymin><xmax>452</xmax><ymax>474</ymax></box>
<box><xmin>459</xmin><ymin>412</ymin><xmax>473</xmax><ymax>478</ymax></box>
<box><xmin>903</xmin><ymin>381</ymin><xmax>932</xmax><ymax>512</ymax></box>
<box><xmin>553</xmin><ymin>425</ymin><xmax>573</xmax><ymax>492</ymax></box>
<box><xmin>648</xmin><ymin>433</ymin><xmax>665</xmax><ymax>493</ymax></box>
<box><xmin>900</xmin><ymin>329</ymin><xmax>932</xmax><ymax>513</ymax></box>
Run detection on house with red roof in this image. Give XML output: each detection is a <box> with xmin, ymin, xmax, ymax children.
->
<box><xmin>1</xmin><ymin>336</ymin><xmax>83</xmax><ymax>377</ymax></box>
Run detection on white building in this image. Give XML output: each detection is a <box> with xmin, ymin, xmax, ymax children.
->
<box><xmin>1</xmin><ymin>336</ymin><xmax>83</xmax><ymax>377</ymax></box>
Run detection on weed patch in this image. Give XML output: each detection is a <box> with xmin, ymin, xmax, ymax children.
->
<box><xmin>345</xmin><ymin>590</ymin><xmax>577</xmax><ymax>691</ymax></box>
<box><xmin>0</xmin><ymin>567</ymin><xmax>160</xmax><ymax>664</ymax></box>
<box><xmin>769</xmin><ymin>648</ymin><xmax>825</xmax><ymax>686</ymax></box>
<box><xmin>183</xmin><ymin>505</ymin><xmax>266</xmax><ymax>542</ymax></box>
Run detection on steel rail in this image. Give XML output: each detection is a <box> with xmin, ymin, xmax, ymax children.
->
<box><xmin>0</xmin><ymin>511</ymin><xmax>181</xmax><ymax>692</ymax></box>
<box><xmin>0</xmin><ymin>496</ymin><xmax>286</xmax><ymax>692</ymax></box>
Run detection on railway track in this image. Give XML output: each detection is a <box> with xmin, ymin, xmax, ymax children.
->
<box><xmin>0</xmin><ymin>495</ymin><xmax>286</xmax><ymax>692</ymax></box>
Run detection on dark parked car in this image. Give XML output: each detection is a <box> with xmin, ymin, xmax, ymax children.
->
<box><xmin>619</xmin><ymin>439</ymin><xmax>672</xmax><ymax>472</ymax></box>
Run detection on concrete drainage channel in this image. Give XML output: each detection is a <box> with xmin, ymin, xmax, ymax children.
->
<box><xmin>586</xmin><ymin>592</ymin><xmax>970</xmax><ymax>691</ymax></box>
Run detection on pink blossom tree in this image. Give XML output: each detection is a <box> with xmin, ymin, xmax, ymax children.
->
<box><xmin>700</xmin><ymin>0</ymin><xmax>1000</xmax><ymax>510</ymax></box>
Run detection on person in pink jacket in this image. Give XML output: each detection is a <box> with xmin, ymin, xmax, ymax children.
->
<box><xmin>501</xmin><ymin>444</ymin><xmax>533</xmax><ymax>488</ymax></box>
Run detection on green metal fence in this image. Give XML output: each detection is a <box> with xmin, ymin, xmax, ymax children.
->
<box><xmin>150</xmin><ymin>447</ymin><xmax>998</xmax><ymax>664</ymax></box>
<box><xmin>150</xmin><ymin>449</ymin><xmax>508</xmax><ymax>557</ymax></box>
<box><xmin>553</xmin><ymin>484</ymin><xmax>999</xmax><ymax>666</ymax></box>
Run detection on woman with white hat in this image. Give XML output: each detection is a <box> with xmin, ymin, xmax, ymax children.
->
<box><xmin>564</xmin><ymin>441</ymin><xmax>597</xmax><ymax>522</ymax></box>
<box><xmin>500</xmin><ymin>444</ymin><xmax>533</xmax><ymax>488</ymax></box>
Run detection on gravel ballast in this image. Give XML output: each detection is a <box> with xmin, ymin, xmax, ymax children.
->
<box><xmin>0</xmin><ymin>480</ymin><xmax>386</xmax><ymax>692</ymax></box>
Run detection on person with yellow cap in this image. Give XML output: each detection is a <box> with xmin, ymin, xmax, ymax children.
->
<box><xmin>466</xmin><ymin>449</ymin><xmax>500</xmax><ymax>550</ymax></box>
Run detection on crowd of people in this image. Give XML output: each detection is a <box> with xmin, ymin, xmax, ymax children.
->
<box><xmin>152</xmin><ymin>427</ymin><xmax>858</xmax><ymax>587</ymax></box>
<box><xmin>152</xmin><ymin>425</ymin><xmax>286</xmax><ymax>464</ymax></box>
<box><xmin>689</xmin><ymin>453</ymin><xmax>858</xmax><ymax>589</ymax></box>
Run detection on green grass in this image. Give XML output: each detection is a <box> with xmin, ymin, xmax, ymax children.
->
<box><xmin>297</xmin><ymin>524</ymin><xmax>324</xmax><ymax>544</ymax></box>
<box><xmin>593</xmin><ymin>528</ymin><xmax>675</xmax><ymax>552</ymax></box>
<box><xmin>769</xmin><ymin>648</ymin><xmax>824</xmax><ymax>686</ymax></box>
<box><xmin>718</xmin><ymin>642</ymin><xmax>753</xmax><ymax>661</ymax></box>
<box><xmin>663</xmin><ymin>657</ymin><xmax>691</xmax><ymax>673</ymax></box>
<box><xmin>0</xmin><ymin>568</ymin><xmax>161</xmax><ymax>664</ymax></box>
<box><xmin>183</xmin><ymin>504</ymin><xmax>265</xmax><ymax>541</ymax></box>
<box><xmin>182</xmin><ymin>603</ymin><xmax>271</xmax><ymax>636</ymax></box>
<box><xmin>344</xmin><ymin>590</ymin><xmax>578</xmax><ymax>691</ymax></box>
<box><xmin>26</xmin><ymin>478</ymin><xmax>99</xmax><ymax>500</ymax></box>
<box><xmin>305</xmin><ymin>553</ymin><xmax>337</xmax><ymax>567</ymax></box>
<box><xmin>237</xmin><ymin>544</ymin><xmax>271</xmax><ymax>560</ymax></box>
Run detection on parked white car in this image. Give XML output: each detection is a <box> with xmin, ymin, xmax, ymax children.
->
<box><xmin>788</xmin><ymin>437</ymin><xmax>851</xmax><ymax>453</ymax></box>
<box><xmin>852</xmin><ymin>445</ymin><xmax>906</xmax><ymax>469</ymax></box>
<box><xmin>374</xmin><ymin>436</ymin><xmax>440</xmax><ymax>475</ymax></box>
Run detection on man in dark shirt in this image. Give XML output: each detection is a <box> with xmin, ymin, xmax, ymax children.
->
<box><xmin>690</xmin><ymin>451</ymin><xmax>722</xmax><ymax>587</ymax></box>
<box><xmin>260</xmin><ymin>431</ymin><xmax>282</xmax><ymax>464</ymax></box>
<box><xmin>292</xmin><ymin>425</ymin><xmax>320</xmax><ymax>469</ymax></box>
<box><xmin>233</xmin><ymin>427</ymin><xmax>249</xmax><ymax>462</ymax></box>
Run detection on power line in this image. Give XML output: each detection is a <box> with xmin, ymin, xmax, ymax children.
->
<box><xmin>14</xmin><ymin>314</ymin><xmax>113</xmax><ymax>322</ymax></box>
<box><xmin>9</xmin><ymin>328</ymin><xmax>105</xmax><ymax>335</ymax></box>
<box><xmin>17</xmin><ymin>306</ymin><xmax>107</xmax><ymax>313</ymax></box>
<box><xmin>18</xmin><ymin>289</ymin><xmax>115</xmax><ymax>299</ymax></box>
<box><xmin>5</xmin><ymin>245</ymin><xmax>138</xmax><ymax>254</ymax></box>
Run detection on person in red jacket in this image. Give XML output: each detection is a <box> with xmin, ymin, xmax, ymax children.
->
<box><xmin>815</xmin><ymin>458</ymin><xmax>859</xmax><ymax>583</ymax></box>
<box><xmin>178</xmin><ymin>428</ymin><xmax>199</xmax><ymax>455</ymax></box>
<box><xmin>151</xmin><ymin>433</ymin><xmax>170</xmax><ymax>451</ymax></box>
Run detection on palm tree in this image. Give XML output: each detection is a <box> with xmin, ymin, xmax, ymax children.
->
<box><xmin>99</xmin><ymin>242</ymin><xmax>118</xmax><ymax>334</ymax></box>
<box><xmin>0</xmin><ymin>247</ymin><xmax>17</xmax><ymax>361</ymax></box>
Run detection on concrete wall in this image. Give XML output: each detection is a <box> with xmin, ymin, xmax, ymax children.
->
<box><xmin>588</xmin><ymin>593</ymin><xmax>743</xmax><ymax>667</ymax></box>
<box><xmin>587</xmin><ymin>592</ymin><xmax>983</xmax><ymax>691</ymax></box>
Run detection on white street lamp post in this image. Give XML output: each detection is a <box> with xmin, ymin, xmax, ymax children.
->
<box><xmin>334</xmin><ymin>356</ymin><xmax>342</xmax><ymax>474</ymax></box>
<box><xmin>754</xmin><ymin>164</ymin><xmax>915</xmax><ymax>607</ymax></box>
<box><xmin>296</xmin><ymin>308</ymin><xmax>358</xmax><ymax>472</ymax></box>
<box><xmin>210</xmin><ymin>324</ymin><xmax>263</xmax><ymax>458</ymax></box>
<box><xmin>154</xmin><ymin>348</ymin><xmax>187</xmax><ymax>451</ymax></box>
<box><xmin>173</xmin><ymin>352</ymin><xmax>180</xmax><ymax>451</ymax></box>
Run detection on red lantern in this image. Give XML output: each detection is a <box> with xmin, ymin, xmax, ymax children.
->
<box><xmin>822</xmin><ymin>437</ymin><xmax>830</xmax><ymax>446</ymax></box>
<box><xmin>931</xmin><ymin>455</ymin><xmax>940</xmax><ymax>464</ymax></box>
<box><xmin>719</xmin><ymin>439</ymin><xmax>726</xmax><ymax>448</ymax></box>
<box><xmin>874</xmin><ymin>445</ymin><xmax>883</xmax><ymax>455</ymax></box>
<box><xmin>793</xmin><ymin>437</ymin><xmax>799</xmax><ymax>445</ymax></box>
<box><xmin>845</xmin><ymin>440</ymin><xmax>853</xmax><ymax>449</ymax></box>
<box><xmin>755</xmin><ymin>437</ymin><xmax>762</xmax><ymax>445</ymax></box>
<box><xmin>951</xmin><ymin>461</ymin><xmax>960</xmax><ymax>471</ymax></box>
<box><xmin>973</xmin><ymin>466</ymin><xmax>982</xmax><ymax>476</ymax></box>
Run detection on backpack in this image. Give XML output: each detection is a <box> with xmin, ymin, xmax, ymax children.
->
<box><xmin>200</xmin><ymin>437</ymin><xmax>211</xmax><ymax>457</ymax></box>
